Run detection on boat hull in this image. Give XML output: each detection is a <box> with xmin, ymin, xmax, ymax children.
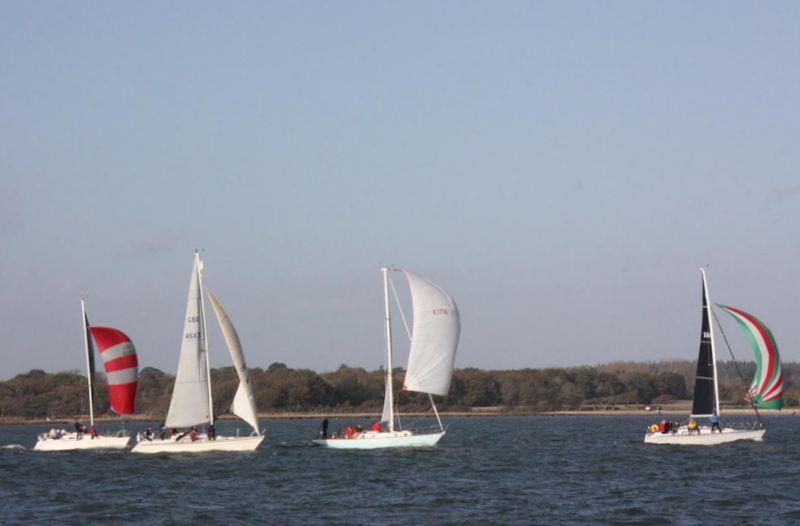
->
<box><xmin>644</xmin><ymin>426</ymin><xmax>765</xmax><ymax>445</ymax></box>
<box><xmin>131</xmin><ymin>434</ymin><xmax>264</xmax><ymax>453</ymax></box>
<box><xmin>34</xmin><ymin>433</ymin><xmax>130</xmax><ymax>451</ymax></box>
<box><xmin>313</xmin><ymin>430</ymin><xmax>445</xmax><ymax>449</ymax></box>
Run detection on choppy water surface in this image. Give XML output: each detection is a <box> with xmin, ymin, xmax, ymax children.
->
<box><xmin>2</xmin><ymin>415</ymin><xmax>799</xmax><ymax>524</ymax></box>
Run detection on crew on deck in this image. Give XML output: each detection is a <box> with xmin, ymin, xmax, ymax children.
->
<box><xmin>687</xmin><ymin>418</ymin><xmax>699</xmax><ymax>435</ymax></box>
<box><xmin>710</xmin><ymin>412</ymin><xmax>721</xmax><ymax>433</ymax></box>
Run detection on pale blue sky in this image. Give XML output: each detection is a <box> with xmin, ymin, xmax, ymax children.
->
<box><xmin>1</xmin><ymin>2</ymin><xmax>799</xmax><ymax>378</ymax></box>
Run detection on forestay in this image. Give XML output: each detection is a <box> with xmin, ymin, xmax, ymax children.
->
<box><xmin>165</xmin><ymin>259</ymin><xmax>211</xmax><ymax>428</ymax></box>
<box><xmin>208</xmin><ymin>291</ymin><xmax>260</xmax><ymax>434</ymax></box>
<box><xmin>401</xmin><ymin>270</ymin><xmax>460</xmax><ymax>396</ymax></box>
<box><xmin>718</xmin><ymin>305</ymin><xmax>783</xmax><ymax>410</ymax></box>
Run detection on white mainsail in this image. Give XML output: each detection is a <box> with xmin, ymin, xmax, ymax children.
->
<box><xmin>208</xmin><ymin>291</ymin><xmax>260</xmax><ymax>434</ymax></box>
<box><xmin>165</xmin><ymin>258</ymin><xmax>211</xmax><ymax>428</ymax></box>
<box><xmin>401</xmin><ymin>270</ymin><xmax>460</xmax><ymax>396</ymax></box>
<box><xmin>380</xmin><ymin>374</ymin><xmax>392</xmax><ymax>423</ymax></box>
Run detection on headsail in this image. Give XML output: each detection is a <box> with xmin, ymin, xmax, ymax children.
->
<box><xmin>691</xmin><ymin>270</ymin><xmax>717</xmax><ymax>417</ymax></box>
<box><xmin>401</xmin><ymin>270</ymin><xmax>460</xmax><ymax>396</ymax></box>
<box><xmin>207</xmin><ymin>291</ymin><xmax>260</xmax><ymax>434</ymax></box>
<box><xmin>717</xmin><ymin>305</ymin><xmax>783</xmax><ymax>410</ymax></box>
<box><xmin>90</xmin><ymin>327</ymin><xmax>138</xmax><ymax>414</ymax></box>
<box><xmin>165</xmin><ymin>258</ymin><xmax>211</xmax><ymax>428</ymax></box>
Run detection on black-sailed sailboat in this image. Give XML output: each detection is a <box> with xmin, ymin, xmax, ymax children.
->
<box><xmin>644</xmin><ymin>268</ymin><xmax>773</xmax><ymax>445</ymax></box>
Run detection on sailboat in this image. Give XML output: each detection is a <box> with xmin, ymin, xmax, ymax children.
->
<box><xmin>131</xmin><ymin>252</ymin><xmax>263</xmax><ymax>453</ymax></box>
<box><xmin>313</xmin><ymin>266</ymin><xmax>460</xmax><ymax>449</ymax></box>
<box><xmin>34</xmin><ymin>299</ymin><xmax>137</xmax><ymax>451</ymax></box>
<box><xmin>644</xmin><ymin>268</ymin><xmax>772</xmax><ymax>445</ymax></box>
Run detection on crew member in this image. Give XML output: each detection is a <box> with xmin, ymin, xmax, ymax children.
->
<box><xmin>710</xmin><ymin>412</ymin><xmax>721</xmax><ymax>433</ymax></box>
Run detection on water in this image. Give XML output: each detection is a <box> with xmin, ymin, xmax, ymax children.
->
<box><xmin>2</xmin><ymin>415</ymin><xmax>799</xmax><ymax>524</ymax></box>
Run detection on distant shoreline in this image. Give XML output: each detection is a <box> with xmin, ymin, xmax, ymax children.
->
<box><xmin>1</xmin><ymin>408</ymin><xmax>794</xmax><ymax>425</ymax></box>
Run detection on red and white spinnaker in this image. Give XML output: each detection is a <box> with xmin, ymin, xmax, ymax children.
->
<box><xmin>89</xmin><ymin>327</ymin><xmax>138</xmax><ymax>414</ymax></box>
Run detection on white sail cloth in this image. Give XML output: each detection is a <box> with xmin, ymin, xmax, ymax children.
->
<box><xmin>381</xmin><ymin>372</ymin><xmax>392</xmax><ymax>423</ymax></box>
<box><xmin>401</xmin><ymin>270</ymin><xmax>460</xmax><ymax>396</ymax></box>
<box><xmin>208</xmin><ymin>291</ymin><xmax>260</xmax><ymax>434</ymax></box>
<box><xmin>165</xmin><ymin>259</ymin><xmax>211</xmax><ymax>428</ymax></box>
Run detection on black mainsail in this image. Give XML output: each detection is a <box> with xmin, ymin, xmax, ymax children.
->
<box><xmin>691</xmin><ymin>270</ymin><xmax>717</xmax><ymax>417</ymax></box>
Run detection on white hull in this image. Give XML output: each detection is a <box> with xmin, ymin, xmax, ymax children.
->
<box><xmin>131</xmin><ymin>434</ymin><xmax>264</xmax><ymax>453</ymax></box>
<box><xmin>313</xmin><ymin>429</ymin><xmax>445</xmax><ymax>449</ymax></box>
<box><xmin>34</xmin><ymin>433</ymin><xmax>130</xmax><ymax>451</ymax></box>
<box><xmin>644</xmin><ymin>426</ymin><xmax>765</xmax><ymax>445</ymax></box>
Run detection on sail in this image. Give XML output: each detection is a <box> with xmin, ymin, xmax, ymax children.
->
<box><xmin>691</xmin><ymin>272</ymin><xmax>716</xmax><ymax>417</ymax></box>
<box><xmin>380</xmin><ymin>371</ymin><xmax>392</xmax><ymax>423</ymax></box>
<box><xmin>83</xmin><ymin>310</ymin><xmax>99</xmax><ymax>408</ymax></box>
<box><xmin>718</xmin><ymin>305</ymin><xmax>783</xmax><ymax>410</ymax></box>
<box><xmin>165</xmin><ymin>259</ymin><xmax>211</xmax><ymax>428</ymax></box>
<box><xmin>208</xmin><ymin>291</ymin><xmax>259</xmax><ymax>433</ymax></box>
<box><xmin>89</xmin><ymin>327</ymin><xmax>138</xmax><ymax>414</ymax></box>
<box><xmin>401</xmin><ymin>270</ymin><xmax>460</xmax><ymax>396</ymax></box>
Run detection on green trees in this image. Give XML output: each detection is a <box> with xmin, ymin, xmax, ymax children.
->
<box><xmin>1</xmin><ymin>360</ymin><xmax>797</xmax><ymax>418</ymax></box>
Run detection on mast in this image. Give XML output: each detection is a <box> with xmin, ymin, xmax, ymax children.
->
<box><xmin>196</xmin><ymin>251</ymin><xmax>214</xmax><ymax>426</ymax></box>
<box><xmin>81</xmin><ymin>298</ymin><xmax>95</xmax><ymax>427</ymax></box>
<box><xmin>701</xmin><ymin>268</ymin><xmax>722</xmax><ymax>416</ymax></box>
<box><xmin>382</xmin><ymin>266</ymin><xmax>395</xmax><ymax>432</ymax></box>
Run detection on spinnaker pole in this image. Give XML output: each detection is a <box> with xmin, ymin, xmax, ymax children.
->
<box><xmin>429</xmin><ymin>393</ymin><xmax>444</xmax><ymax>432</ymax></box>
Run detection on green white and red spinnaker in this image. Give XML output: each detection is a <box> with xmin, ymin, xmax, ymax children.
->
<box><xmin>717</xmin><ymin>304</ymin><xmax>783</xmax><ymax>410</ymax></box>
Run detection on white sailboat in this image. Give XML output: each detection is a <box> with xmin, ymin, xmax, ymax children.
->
<box><xmin>34</xmin><ymin>299</ymin><xmax>133</xmax><ymax>451</ymax></box>
<box><xmin>131</xmin><ymin>252</ymin><xmax>263</xmax><ymax>453</ymax></box>
<box><xmin>644</xmin><ymin>268</ymin><xmax>765</xmax><ymax>445</ymax></box>
<box><xmin>314</xmin><ymin>266</ymin><xmax>460</xmax><ymax>449</ymax></box>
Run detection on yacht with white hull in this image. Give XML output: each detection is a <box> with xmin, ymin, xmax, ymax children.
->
<box><xmin>132</xmin><ymin>252</ymin><xmax>263</xmax><ymax>453</ymax></box>
<box><xmin>314</xmin><ymin>266</ymin><xmax>459</xmax><ymax>450</ymax></box>
<box><xmin>644</xmin><ymin>268</ymin><xmax>779</xmax><ymax>445</ymax></box>
<box><xmin>34</xmin><ymin>299</ymin><xmax>137</xmax><ymax>451</ymax></box>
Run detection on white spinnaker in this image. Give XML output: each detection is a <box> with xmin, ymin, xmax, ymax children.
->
<box><xmin>381</xmin><ymin>373</ymin><xmax>392</xmax><ymax>423</ymax></box>
<box><xmin>401</xmin><ymin>270</ymin><xmax>460</xmax><ymax>396</ymax></box>
<box><xmin>208</xmin><ymin>291</ymin><xmax>260</xmax><ymax>434</ymax></box>
<box><xmin>165</xmin><ymin>259</ymin><xmax>211</xmax><ymax>428</ymax></box>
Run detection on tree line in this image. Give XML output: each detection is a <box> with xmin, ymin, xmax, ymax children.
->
<box><xmin>1</xmin><ymin>360</ymin><xmax>797</xmax><ymax>419</ymax></box>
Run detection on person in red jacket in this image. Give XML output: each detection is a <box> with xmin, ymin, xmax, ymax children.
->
<box><xmin>372</xmin><ymin>422</ymin><xmax>381</xmax><ymax>432</ymax></box>
<box><xmin>345</xmin><ymin>426</ymin><xmax>355</xmax><ymax>439</ymax></box>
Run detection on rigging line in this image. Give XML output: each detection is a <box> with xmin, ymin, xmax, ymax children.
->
<box><xmin>712</xmin><ymin>308</ymin><xmax>764</xmax><ymax>428</ymax></box>
<box><xmin>389</xmin><ymin>276</ymin><xmax>412</xmax><ymax>342</ymax></box>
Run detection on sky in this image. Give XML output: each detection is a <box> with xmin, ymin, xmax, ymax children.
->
<box><xmin>1</xmin><ymin>2</ymin><xmax>799</xmax><ymax>379</ymax></box>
